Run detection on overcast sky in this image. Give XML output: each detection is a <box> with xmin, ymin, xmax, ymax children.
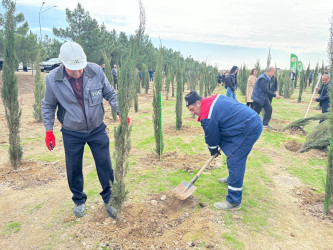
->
<box><xmin>11</xmin><ymin>0</ymin><xmax>333</xmax><ymax>69</ymax></box>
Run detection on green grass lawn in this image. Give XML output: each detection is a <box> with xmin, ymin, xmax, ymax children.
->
<box><xmin>68</xmin><ymin>84</ymin><xmax>329</xmax><ymax>248</ymax></box>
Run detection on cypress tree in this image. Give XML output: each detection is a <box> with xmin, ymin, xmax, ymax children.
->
<box><xmin>324</xmin><ymin>11</ymin><xmax>333</xmax><ymax>214</ymax></box>
<box><xmin>312</xmin><ymin>62</ymin><xmax>319</xmax><ymax>92</ymax></box>
<box><xmin>109</xmin><ymin>0</ymin><xmax>147</xmax><ymax>213</ymax></box>
<box><xmin>1</xmin><ymin>0</ymin><xmax>23</xmax><ymax>169</ymax></box>
<box><xmin>280</xmin><ymin>70</ymin><xmax>294</xmax><ymax>98</ymax></box>
<box><xmin>152</xmin><ymin>48</ymin><xmax>163</xmax><ymax>156</ymax></box>
<box><xmin>165</xmin><ymin>66</ymin><xmax>171</xmax><ymax>100</ymax></box>
<box><xmin>254</xmin><ymin>60</ymin><xmax>262</xmax><ymax>76</ymax></box>
<box><xmin>142</xmin><ymin>63</ymin><xmax>149</xmax><ymax>94</ymax></box>
<box><xmin>297</xmin><ymin>70</ymin><xmax>305</xmax><ymax>103</ymax></box>
<box><xmin>238</xmin><ymin>64</ymin><xmax>248</xmax><ymax>95</ymax></box>
<box><xmin>199</xmin><ymin>71</ymin><xmax>204</xmax><ymax>96</ymax></box>
<box><xmin>110</xmin><ymin>48</ymin><xmax>135</xmax><ymax>216</ymax></box>
<box><xmin>134</xmin><ymin>70</ymin><xmax>140</xmax><ymax>112</ymax></box>
<box><xmin>175</xmin><ymin>59</ymin><xmax>183</xmax><ymax>130</ymax></box>
<box><xmin>33</xmin><ymin>50</ymin><xmax>44</xmax><ymax>122</ymax></box>
<box><xmin>171</xmin><ymin>70</ymin><xmax>175</xmax><ymax>97</ymax></box>
<box><xmin>102</xmin><ymin>50</ymin><xmax>117</xmax><ymax>121</ymax></box>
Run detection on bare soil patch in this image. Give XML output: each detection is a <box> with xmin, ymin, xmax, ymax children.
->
<box><xmin>284</xmin><ymin>140</ymin><xmax>302</xmax><ymax>152</ymax></box>
<box><xmin>71</xmin><ymin>192</ymin><xmax>221</xmax><ymax>249</ymax></box>
<box><xmin>0</xmin><ymin>160</ymin><xmax>65</xmax><ymax>190</ymax></box>
<box><xmin>293</xmin><ymin>186</ymin><xmax>333</xmax><ymax>222</ymax></box>
<box><xmin>164</xmin><ymin>124</ymin><xmax>203</xmax><ymax>137</ymax></box>
<box><xmin>284</xmin><ymin>126</ymin><xmax>307</xmax><ymax>136</ymax></box>
<box><xmin>138</xmin><ymin>151</ymin><xmax>221</xmax><ymax>172</ymax></box>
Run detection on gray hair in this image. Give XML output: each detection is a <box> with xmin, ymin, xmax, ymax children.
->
<box><xmin>322</xmin><ymin>74</ymin><xmax>330</xmax><ymax>80</ymax></box>
<box><xmin>266</xmin><ymin>67</ymin><xmax>275</xmax><ymax>72</ymax></box>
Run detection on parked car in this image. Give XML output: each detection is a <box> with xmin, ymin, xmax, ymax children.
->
<box><xmin>40</xmin><ymin>58</ymin><xmax>61</xmax><ymax>72</ymax></box>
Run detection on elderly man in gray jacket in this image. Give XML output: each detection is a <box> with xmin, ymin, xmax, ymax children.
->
<box><xmin>42</xmin><ymin>41</ymin><xmax>119</xmax><ymax>218</ymax></box>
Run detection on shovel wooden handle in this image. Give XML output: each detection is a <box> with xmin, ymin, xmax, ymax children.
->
<box><xmin>186</xmin><ymin>152</ymin><xmax>219</xmax><ymax>189</ymax></box>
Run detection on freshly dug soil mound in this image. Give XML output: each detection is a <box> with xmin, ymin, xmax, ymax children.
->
<box><xmin>284</xmin><ymin>140</ymin><xmax>302</xmax><ymax>152</ymax></box>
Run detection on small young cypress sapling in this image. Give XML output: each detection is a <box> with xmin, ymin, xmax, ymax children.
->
<box><xmin>297</xmin><ymin>70</ymin><xmax>305</xmax><ymax>103</ymax></box>
<box><xmin>110</xmin><ymin>49</ymin><xmax>135</xmax><ymax>216</ymax></box>
<box><xmin>165</xmin><ymin>66</ymin><xmax>171</xmax><ymax>100</ymax></box>
<box><xmin>175</xmin><ymin>59</ymin><xmax>183</xmax><ymax>130</ymax></box>
<box><xmin>142</xmin><ymin>63</ymin><xmax>149</xmax><ymax>94</ymax></box>
<box><xmin>33</xmin><ymin>50</ymin><xmax>45</xmax><ymax>122</ymax></box>
<box><xmin>312</xmin><ymin>63</ymin><xmax>319</xmax><ymax>92</ymax></box>
<box><xmin>1</xmin><ymin>0</ymin><xmax>23</xmax><ymax>169</ymax></box>
<box><xmin>325</xmin><ymin>87</ymin><xmax>333</xmax><ymax>214</ymax></box>
<box><xmin>152</xmin><ymin>48</ymin><xmax>163</xmax><ymax>156</ymax></box>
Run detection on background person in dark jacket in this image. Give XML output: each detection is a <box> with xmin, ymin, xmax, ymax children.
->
<box><xmin>184</xmin><ymin>91</ymin><xmax>262</xmax><ymax>210</ymax></box>
<box><xmin>251</xmin><ymin>67</ymin><xmax>280</xmax><ymax>128</ymax></box>
<box><xmin>149</xmin><ymin>68</ymin><xmax>154</xmax><ymax>82</ymax></box>
<box><xmin>225</xmin><ymin>66</ymin><xmax>239</xmax><ymax>100</ymax></box>
<box><xmin>268</xmin><ymin>74</ymin><xmax>278</xmax><ymax>103</ymax></box>
<box><xmin>309</xmin><ymin>70</ymin><xmax>313</xmax><ymax>86</ymax></box>
<box><xmin>217</xmin><ymin>72</ymin><xmax>223</xmax><ymax>86</ymax></box>
<box><xmin>313</xmin><ymin>74</ymin><xmax>332</xmax><ymax>116</ymax></box>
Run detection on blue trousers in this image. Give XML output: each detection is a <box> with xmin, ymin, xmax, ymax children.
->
<box><xmin>61</xmin><ymin>123</ymin><xmax>114</xmax><ymax>205</ymax></box>
<box><xmin>226</xmin><ymin>118</ymin><xmax>263</xmax><ymax>204</ymax></box>
<box><xmin>226</xmin><ymin>87</ymin><xmax>237</xmax><ymax>100</ymax></box>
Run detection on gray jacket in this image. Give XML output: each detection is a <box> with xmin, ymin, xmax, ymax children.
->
<box><xmin>42</xmin><ymin>63</ymin><xmax>118</xmax><ymax>132</ymax></box>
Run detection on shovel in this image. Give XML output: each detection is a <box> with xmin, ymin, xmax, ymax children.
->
<box><xmin>173</xmin><ymin>152</ymin><xmax>219</xmax><ymax>200</ymax></box>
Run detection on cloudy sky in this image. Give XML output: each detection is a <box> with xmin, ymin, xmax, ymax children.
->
<box><xmin>7</xmin><ymin>0</ymin><xmax>333</xmax><ymax>69</ymax></box>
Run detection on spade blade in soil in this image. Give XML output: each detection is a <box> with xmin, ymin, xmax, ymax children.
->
<box><xmin>173</xmin><ymin>180</ymin><xmax>197</xmax><ymax>200</ymax></box>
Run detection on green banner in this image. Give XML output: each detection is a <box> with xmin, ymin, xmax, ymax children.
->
<box><xmin>290</xmin><ymin>54</ymin><xmax>298</xmax><ymax>72</ymax></box>
<box><xmin>297</xmin><ymin>61</ymin><xmax>303</xmax><ymax>76</ymax></box>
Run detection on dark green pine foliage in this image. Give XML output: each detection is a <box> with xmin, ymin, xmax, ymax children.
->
<box><xmin>209</xmin><ymin>67</ymin><xmax>217</xmax><ymax>95</ymax></box>
<box><xmin>1</xmin><ymin>0</ymin><xmax>23</xmax><ymax>169</ymax></box>
<box><xmin>33</xmin><ymin>50</ymin><xmax>44</xmax><ymax>122</ymax></box>
<box><xmin>152</xmin><ymin>48</ymin><xmax>163</xmax><ymax>156</ymax></box>
<box><xmin>175</xmin><ymin>59</ymin><xmax>183</xmax><ymax>130</ymax></box>
<box><xmin>110</xmin><ymin>46</ymin><xmax>136</xmax><ymax>216</ymax></box>
<box><xmin>278</xmin><ymin>70</ymin><xmax>294</xmax><ymax>98</ymax></box>
<box><xmin>102</xmin><ymin>50</ymin><xmax>117</xmax><ymax>121</ymax></box>
<box><xmin>238</xmin><ymin>64</ymin><xmax>248</xmax><ymax>95</ymax></box>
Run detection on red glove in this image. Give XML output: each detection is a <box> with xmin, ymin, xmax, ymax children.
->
<box><xmin>119</xmin><ymin>115</ymin><xmax>131</xmax><ymax>125</ymax></box>
<box><xmin>45</xmin><ymin>131</ymin><xmax>56</xmax><ymax>151</ymax></box>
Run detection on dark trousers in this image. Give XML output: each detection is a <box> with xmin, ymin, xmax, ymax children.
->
<box><xmin>226</xmin><ymin>118</ymin><xmax>262</xmax><ymax>204</ymax></box>
<box><xmin>113</xmin><ymin>76</ymin><xmax>117</xmax><ymax>90</ymax></box>
<box><xmin>149</xmin><ymin>75</ymin><xmax>153</xmax><ymax>81</ymax></box>
<box><xmin>61</xmin><ymin>123</ymin><xmax>114</xmax><ymax>205</ymax></box>
<box><xmin>253</xmin><ymin>99</ymin><xmax>272</xmax><ymax>126</ymax></box>
<box><xmin>246</xmin><ymin>102</ymin><xmax>254</xmax><ymax>109</ymax></box>
<box><xmin>320</xmin><ymin>102</ymin><xmax>329</xmax><ymax>123</ymax></box>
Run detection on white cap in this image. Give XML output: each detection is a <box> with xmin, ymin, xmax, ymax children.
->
<box><xmin>59</xmin><ymin>41</ymin><xmax>87</xmax><ymax>70</ymax></box>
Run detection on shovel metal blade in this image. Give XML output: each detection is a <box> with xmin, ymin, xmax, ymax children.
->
<box><xmin>173</xmin><ymin>180</ymin><xmax>197</xmax><ymax>200</ymax></box>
